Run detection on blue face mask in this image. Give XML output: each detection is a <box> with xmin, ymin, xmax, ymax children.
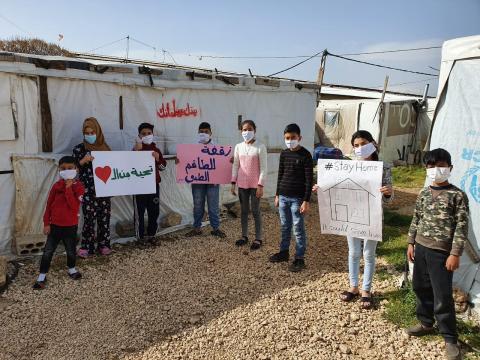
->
<box><xmin>84</xmin><ymin>134</ymin><xmax>96</xmax><ymax>144</ymax></box>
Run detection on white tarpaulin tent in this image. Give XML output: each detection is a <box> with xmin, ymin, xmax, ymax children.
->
<box><xmin>0</xmin><ymin>53</ymin><xmax>317</xmax><ymax>256</ymax></box>
<box><xmin>316</xmin><ymin>96</ymin><xmax>435</xmax><ymax>163</ymax></box>
<box><xmin>429</xmin><ymin>35</ymin><xmax>480</xmax><ymax>313</ymax></box>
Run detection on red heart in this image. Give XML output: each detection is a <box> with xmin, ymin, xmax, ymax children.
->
<box><xmin>95</xmin><ymin>166</ymin><xmax>112</xmax><ymax>184</ymax></box>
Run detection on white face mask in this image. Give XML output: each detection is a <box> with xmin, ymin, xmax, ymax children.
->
<box><xmin>197</xmin><ymin>133</ymin><xmax>211</xmax><ymax>144</ymax></box>
<box><xmin>59</xmin><ymin>169</ymin><xmax>77</xmax><ymax>180</ymax></box>
<box><xmin>285</xmin><ymin>139</ymin><xmax>299</xmax><ymax>149</ymax></box>
<box><xmin>354</xmin><ymin>142</ymin><xmax>377</xmax><ymax>159</ymax></box>
<box><xmin>142</xmin><ymin>134</ymin><xmax>154</xmax><ymax>145</ymax></box>
<box><xmin>427</xmin><ymin>167</ymin><xmax>451</xmax><ymax>183</ymax></box>
<box><xmin>242</xmin><ymin>130</ymin><xmax>255</xmax><ymax>142</ymax></box>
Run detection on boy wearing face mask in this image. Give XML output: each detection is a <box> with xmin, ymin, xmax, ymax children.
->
<box><xmin>270</xmin><ymin>123</ymin><xmax>313</xmax><ymax>272</ymax></box>
<box><xmin>133</xmin><ymin>122</ymin><xmax>167</xmax><ymax>244</ymax></box>
<box><xmin>33</xmin><ymin>156</ymin><xmax>85</xmax><ymax>289</ymax></box>
<box><xmin>185</xmin><ymin>122</ymin><xmax>226</xmax><ymax>238</ymax></box>
<box><xmin>405</xmin><ymin>148</ymin><xmax>469</xmax><ymax>360</ymax></box>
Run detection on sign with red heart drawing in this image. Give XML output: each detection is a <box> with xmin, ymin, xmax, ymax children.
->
<box><xmin>91</xmin><ymin>151</ymin><xmax>156</xmax><ymax>197</ymax></box>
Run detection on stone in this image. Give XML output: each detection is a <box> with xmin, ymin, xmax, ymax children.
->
<box><xmin>115</xmin><ymin>220</ymin><xmax>135</xmax><ymax>238</ymax></box>
<box><xmin>339</xmin><ymin>344</ymin><xmax>351</xmax><ymax>354</ymax></box>
<box><xmin>160</xmin><ymin>212</ymin><xmax>182</xmax><ymax>228</ymax></box>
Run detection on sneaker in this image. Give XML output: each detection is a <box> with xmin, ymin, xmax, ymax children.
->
<box><xmin>405</xmin><ymin>323</ymin><xmax>436</xmax><ymax>337</ymax></box>
<box><xmin>289</xmin><ymin>258</ymin><xmax>306</xmax><ymax>272</ymax></box>
<box><xmin>185</xmin><ymin>229</ymin><xmax>202</xmax><ymax>237</ymax></box>
<box><xmin>32</xmin><ymin>279</ymin><xmax>47</xmax><ymax>290</ymax></box>
<box><xmin>211</xmin><ymin>229</ymin><xmax>226</xmax><ymax>238</ymax></box>
<box><xmin>68</xmin><ymin>271</ymin><xmax>82</xmax><ymax>280</ymax></box>
<box><xmin>445</xmin><ymin>342</ymin><xmax>461</xmax><ymax>360</ymax></box>
<box><xmin>77</xmin><ymin>248</ymin><xmax>90</xmax><ymax>259</ymax></box>
<box><xmin>269</xmin><ymin>250</ymin><xmax>289</xmax><ymax>263</ymax></box>
<box><xmin>98</xmin><ymin>246</ymin><xmax>112</xmax><ymax>256</ymax></box>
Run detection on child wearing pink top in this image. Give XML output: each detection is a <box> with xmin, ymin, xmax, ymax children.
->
<box><xmin>231</xmin><ymin>120</ymin><xmax>268</xmax><ymax>250</ymax></box>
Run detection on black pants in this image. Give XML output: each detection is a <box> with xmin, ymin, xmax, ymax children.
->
<box><xmin>412</xmin><ymin>243</ymin><xmax>457</xmax><ymax>343</ymax></box>
<box><xmin>40</xmin><ymin>225</ymin><xmax>78</xmax><ymax>273</ymax></box>
<box><xmin>135</xmin><ymin>184</ymin><xmax>160</xmax><ymax>238</ymax></box>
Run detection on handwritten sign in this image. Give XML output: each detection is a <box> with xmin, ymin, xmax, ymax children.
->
<box><xmin>317</xmin><ymin>159</ymin><xmax>384</xmax><ymax>241</ymax></box>
<box><xmin>92</xmin><ymin>151</ymin><xmax>156</xmax><ymax>197</ymax></box>
<box><xmin>156</xmin><ymin>99</ymin><xmax>199</xmax><ymax>119</ymax></box>
<box><xmin>176</xmin><ymin>144</ymin><xmax>233</xmax><ymax>184</ymax></box>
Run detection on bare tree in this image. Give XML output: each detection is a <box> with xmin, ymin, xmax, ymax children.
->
<box><xmin>0</xmin><ymin>37</ymin><xmax>72</xmax><ymax>56</ymax></box>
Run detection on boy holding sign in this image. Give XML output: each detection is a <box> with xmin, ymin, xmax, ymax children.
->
<box><xmin>185</xmin><ymin>122</ymin><xmax>226</xmax><ymax>238</ymax></box>
<box><xmin>133</xmin><ymin>123</ymin><xmax>167</xmax><ymax>243</ymax></box>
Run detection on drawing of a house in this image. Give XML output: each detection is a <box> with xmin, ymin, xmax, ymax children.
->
<box><xmin>323</xmin><ymin>178</ymin><xmax>375</xmax><ymax>226</ymax></box>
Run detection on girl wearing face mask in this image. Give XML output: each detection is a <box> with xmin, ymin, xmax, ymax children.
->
<box><xmin>72</xmin><ymin>117</ymin><xmax>113</xmax><ymax>257</ymax></box>
<box><xmin>133</xmin><ymin>122</ymin><xmax>167</xmax><ymax>244</ymax></box>
<box><xmin>340</xmin><ymin>130</ymin><xmax>393</xmax><ymax>309</ymax></box>
<box><xmin>231</xmin><ymin>120</ymin><xmax>268</xmax><ymax>250</ymax></box>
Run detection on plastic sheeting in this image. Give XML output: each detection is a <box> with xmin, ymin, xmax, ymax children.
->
<box><xmin>430</xmin><ymin>58</ymin><xmax>480</xmax><ymax>310</ymax></box>
<box><xmin>0</xmin><ymin>74</ymin><xmax>315</xmax><ymax>255</ymax></box>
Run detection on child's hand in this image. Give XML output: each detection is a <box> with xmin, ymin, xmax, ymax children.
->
<box><xmin>446</xmin><ymin>255</ymin><xmax>460</xmax><ymax>271</ymax></box>
<box><xmin>312</xmin><ymin>184</ymin><xmax>319</xmax><ymax>193</ymax></box>
<box><xmin>231</xmin><ymin>184</ymin><xmax>237</xmax><ymax>196</ymax></box>
<box><xmin>229</xmin><ymin>157</ymin><xmax>234</xmax><ymax>164</ymax></box>
<box><xmin>256</xmin><ymin>186</ymin><xmax>264</xmax><ymax>199</ymax></box>
<box><xmin>175</xmin><ymin>158</ymin><xmax>180</xmax><ymax>165</ymax></box>
<box><xmin>152</xmin><ymin>152</ymin><xmax>160</xmax><ymax>161</ymax></box>
<box><xmin>80</xmin><ymin>154</ymin><xmax>94</xmax><ymax>165</ymax></box>
<box><xmin>300</xmin><ymin>201</ymin><xmax>309</xmax><ymax>214</ymax></box>
<box><xmin>43</xmin><ymin>225</ymin><xmax>50</xmax><ymax>235</ymax></box>
<box><xmin>407</xmin><ymin>244</ymin><xmax>415</xmax><ymax>262</ymax></box>
<box><xmin>134</xmin><ymin>141</ymin><xmax>143</xmax><ymax>151</ymax></box>
<box><xmin>380</xmin><ymin>185</ymin><xmax>393</xmax><ymax>196</ymax></box>
<box><xmin>274</xmin><ymin>195</ymin><xmax>279</xmax><ymax>208</ymax></box>
<box><xmin>65</xmin><ymin>179</ymin><xmax>73</xmax><ymax>188</ymax></box>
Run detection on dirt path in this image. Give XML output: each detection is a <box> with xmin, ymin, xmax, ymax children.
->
<box><xmin>0</xmin><ymin>195</ymin><xmax>445</xmax><ymax>360</ymax></box>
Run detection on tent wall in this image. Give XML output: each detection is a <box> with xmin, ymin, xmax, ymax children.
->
<box><xmin>430</xmin><ymin>58</ymin><xmax>480</xmax><ymax>310</ymax></box>
<box><xmin>0</xmin><ymin>73</ymin><xmax>40</xmax><ymax>255</ymax></box>
<box><xmin>0</xmin><ymin>73</ymin><xmax>316</xmax><ymax>255</ymax></box>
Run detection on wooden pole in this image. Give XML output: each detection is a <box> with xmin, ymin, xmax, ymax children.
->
<box><xmin>376</xmin><ymin>75</ymin><xmax>389</xmax><ymax>147</ymax></box>
<box><xmin>39</xmin><ymin>76</ymin><xmax>53</xmax><ymax>152</ymax></box>
<box><xmin>316</xmin><ymin>50</ymin><xmax>328</xmax><ymax>105</ymax></box>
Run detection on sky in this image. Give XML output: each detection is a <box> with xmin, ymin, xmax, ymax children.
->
<box><xmin>1</xmin><ymin>0</ymin><xmax>479</xmax><ymax>96</ymax></box>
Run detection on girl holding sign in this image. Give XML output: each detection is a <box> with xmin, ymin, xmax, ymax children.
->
<box><xmin>73</xmin><ymin>117</ymin><xmax>113</xmax><ymax>258</ymax></box>
<box><xmin>231</xmin><ymin>120</ymin><xmax>268</xmax><ymax>250</ymax></box>
<box><xmin>340</xmin><ymin>130</ymin><xmax>393</xmax><ymax>309</ymax></box>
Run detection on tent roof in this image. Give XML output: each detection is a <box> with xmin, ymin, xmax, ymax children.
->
<box><xmin>441</xmin><ymin>35</ymin><xmax>480</xmax><ymax>62</ymax></box>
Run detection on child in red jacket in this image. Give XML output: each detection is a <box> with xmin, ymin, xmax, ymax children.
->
<box><xmin>33</xmin><ymin>156</ymin><xmax>85</xmax><ymax>290</ymax></box>
<box><xmin>133</xmin><ymin>122</ymin><xmax>167</xmax><ymax>244</ymax></box>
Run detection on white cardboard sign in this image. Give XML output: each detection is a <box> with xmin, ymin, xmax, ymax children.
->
<box><xmin>92</xmin><ymin>151</ymin><xmax>156</xmax><ymax>197</ymax></box>
<box><xmin>317</xmin><ymin>159</ymin><xmax>384</xmax><ymax>241</ymax></box>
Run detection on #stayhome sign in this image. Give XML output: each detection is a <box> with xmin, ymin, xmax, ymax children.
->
<box><xmin>176</xmin><ymin>144</ymin><xmax>233</xmax><ymax>184</ymax></box>
<box><xmin>317</xmin><ymin>159</ymin><xmax>384</xmax><ymax>241</ymax></box>
<box><xmin>92</xmin><ymin>151</ymin><xmax>156</xmax><ymax>197</ymax></box>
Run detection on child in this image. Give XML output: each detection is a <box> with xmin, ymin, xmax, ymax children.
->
<box><xmin>405</xmin><ymin>148</ymin><xmax>469</xmax><ymax>360</ymax></box>
<box><xmin>133</xmin><ymin>122</ymin><xmax>167</xmax><ymax>243</ymax></box>
<box><xmin>338</xmin><ymin>130</ymin><xmax>393</xmax><ymax>309</ymax></box>
<box><xmin>231</xmin><ymin>119</ymin><xmax>267</xmax><ymax>250</ymax></box>
<box><xmin>185</xmin><ymin>122</ymin><xmax>226</xmax><ymax>238</ymax></box>
<box><xmin>73</xmin><ymin>117</ymin><xmax>112</xmax><ymax>257</ymax></box>
<box><xmin>269</xmin><ymin>123</ymin><xmax>313</xmax><ymax>272</ymax></box>
<box><xmin>33</xmin><ymin>156</ymin><xmax>85</xmax><ymax>289</ymax></box>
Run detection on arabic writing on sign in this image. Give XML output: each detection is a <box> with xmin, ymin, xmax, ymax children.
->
<box><xmin>176</xmin><ymin>144</ymin><xmax>233</xmax><ymax>185</ymax></box>
<box><xmin>156</xmin><ymin>99</ymin><xmax>198</xmax><ymax>119</ymax></box>
<box><xmin>111</xmin><ymin>166</ymin><xmax>154</xmax><ymax>181</ymax></box>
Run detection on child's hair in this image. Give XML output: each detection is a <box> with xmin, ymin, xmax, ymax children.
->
<box><xmin>424</xmin><ymin>148</ymin><xmax>452</xmax><ymax>167</ymax></box>
<box><xmin>59</xmin><ymin>156</ymin><xmax>76</xmax><ymax>166</ymax></box>
<box><xmin>241</xmin><ymin>119</ymin><xmax>256</xmax><ymax>131</ymax></box>
<box><xmin>198</xmin><ymin>122</ymin><xmax>211</xmax><ymax>131</ymax></box>
<box><xmin>284</xmin><ymin>123</ymin><xmax>301</xmax><ymax>135</ymax></box>
<box><xmin>351</xmin><ymin>130</ymin><xmax>379</xmax><ymax>161</ymax></box>
<box><xmin>138</xmin><ymin>122</ymin><xmax>154</xmax><ymax>133</ymax></box>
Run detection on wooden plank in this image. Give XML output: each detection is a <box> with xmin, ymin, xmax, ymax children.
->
<box><xmin>39</xmin><ymin>76</ymin><xmax>53</xmax><ymax>152</ymax></box>
<box><xmin>216</xmin><ymin>75</ymin><xmax>240</xmax><ymax>85</ymax></box>
<box><xmin>295</xmin><ymin>83</ymin><xmax>321</xmax><ymax>90</ymax></box>
<box><xmin>186</xmin><ymin>71</ymin><xmax>213</xmax><ymax>80</ymax></box>
<box><xmin>255</xmin><ymin>78</ymin><xmax>280</xmax><ymax>87</ymax></box>
<box><xmin>119</xmin><ymin>96</ymin><xmax>124</xmax><ymax>130</ymax></box>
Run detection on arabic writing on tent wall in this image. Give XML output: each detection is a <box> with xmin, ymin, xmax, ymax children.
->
<box><xmin>156</xmin><ymin>99</ymin><xmax>199</xmax><ymax>119</ymax></box>
<box><xmin>317</xmin><ymin>159</ymin><xmax>384</xmax><ymax>241</ymax></box>
<box><xmin>176</xmin><ymin>144</ymin><xmax>233</xmax><ymax>184</ymax></box>
<box><xmin>92</xmin><ymin>151</ymin><xmax>156</xmax><ymax>197</ymax></box>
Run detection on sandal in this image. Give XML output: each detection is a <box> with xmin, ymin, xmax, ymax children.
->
<box><xmin>250</xmin><ymin>239</ymin><xmax>262</xmax><ymax>250</ymax></box>
<box><xmin>340</xmin><ymin>291</ymin><xmax>359</xmax><ymax>302</ymax></box>
<box><xmin>235</xmin><ymin>236</ymin><xmax>248</xmax><ymax>246</ymax></box>
<box><xmin>360</xmin><ymin>295</ymin><xmax>373</xmax><ymax>310</ymax></box>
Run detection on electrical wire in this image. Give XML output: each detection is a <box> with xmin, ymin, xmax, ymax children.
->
<box><xmin>372</xmin><ymin>76</ymin><xmax>438</xmax><ymax>89</ymax></box>
<box><xmin>89</xmin><ymin>37</ymin><xmax>128</xmax><ymax>53</ymax></box>
<box><xmin>0</xmin><ymin>12</ymin><xmax>33</xmax><ymax>36</ymax></box>
<box><xmin>268</xmin><ymin>51</ymin><xmax>324</xmax><ymax>77</ymax></box>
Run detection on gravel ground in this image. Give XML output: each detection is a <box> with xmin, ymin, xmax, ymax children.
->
<box><xmin>0</xmin><ymin>195</ymin><xmax>446</xmax><ymax>360</ymax></box>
